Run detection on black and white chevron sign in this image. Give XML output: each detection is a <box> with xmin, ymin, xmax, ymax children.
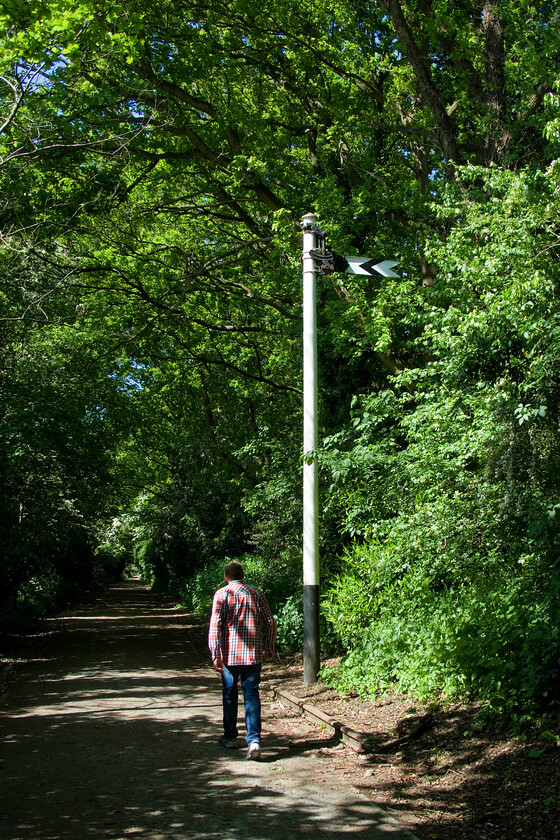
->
<box><xmin>343</xmin><ymin>256</ymin><xmax>400</xmax><ymax>277</ymax></box>
<box><xmin>309</xmin><ymin>248</ymin><xmax>399</xmax><ymax>278</ymax></box>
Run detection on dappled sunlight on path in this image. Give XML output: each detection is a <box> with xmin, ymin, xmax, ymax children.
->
<box><xmin>0</xmin><ymin>581</ymin><xmax>416</xmax><ymax>840</ymax></box>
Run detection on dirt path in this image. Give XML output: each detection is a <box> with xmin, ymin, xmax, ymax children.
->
<box><xmin>0</xmin><ymin>580</ymin><xmax>416</xmax><ymax>840</ymax></box>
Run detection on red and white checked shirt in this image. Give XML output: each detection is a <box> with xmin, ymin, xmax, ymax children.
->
<box><xmin>208</xmin><ymin>580</ymin><xmax>277</xmax><ymax>666</ymax></box>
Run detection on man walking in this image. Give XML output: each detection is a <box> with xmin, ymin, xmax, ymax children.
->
<box><xmin>208</xmin><ymin>560</ymin><xmax>277</xmax><ymax>760</ymax></box>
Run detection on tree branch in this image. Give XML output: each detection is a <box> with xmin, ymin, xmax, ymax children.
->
<box><xmin>380</xmin><ymin>0</ymin><xmax>461</xmax><ymax>164</ymax></box>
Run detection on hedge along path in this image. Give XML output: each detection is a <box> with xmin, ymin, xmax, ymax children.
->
<box><xmin>0</xmin><ymin>580</ymin><xmax>417</xmax><ymax>840</ymax></box>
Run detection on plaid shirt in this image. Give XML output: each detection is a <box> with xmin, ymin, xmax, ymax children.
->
<box><xmin>208</xmin><ymin>580</ymin><xmax>277</xmax><ymax>666</ymax></box>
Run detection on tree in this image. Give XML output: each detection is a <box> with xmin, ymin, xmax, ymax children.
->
<box><xmin>1</xmin><ymin>1</ymin><xmax>560</xmax><ymax>708</ymax></box>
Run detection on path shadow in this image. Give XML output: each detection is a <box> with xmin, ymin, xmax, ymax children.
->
<box><xmin>0</xmin><ymin>581</ymin><xmax>413</xmax><ymax>840</ymax></box>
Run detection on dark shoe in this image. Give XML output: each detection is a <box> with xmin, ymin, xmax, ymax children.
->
<box><xmin>218</xmin><ymin>736</ymin><xmax>238</xmax><ymax>749</ymax></box>
<box><xmin>246</xmin><ymin>741</ymin><xmax>261</xmax><ymax>760</ymax></box>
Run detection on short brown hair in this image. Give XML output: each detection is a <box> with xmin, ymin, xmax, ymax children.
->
<box><xmin>224</xmin><ymin>560</ymin><xmax>244</xmax><ymax>581</ymax></box>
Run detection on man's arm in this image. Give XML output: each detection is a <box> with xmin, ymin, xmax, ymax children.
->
<box><xmin>258</xmin><ymin>592</ymin><xmax>277</xmax><ymax>660</ymax></box>
<box><xmin>208</xmin><ymin>591</ymin><xmax>224</xmax><ymax>672</ymax></box>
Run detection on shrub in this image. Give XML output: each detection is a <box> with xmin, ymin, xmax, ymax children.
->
<box><xmin>321</xmin><ymin>556</ymin><xmax>560</xmax><ymax>714</ymax></box>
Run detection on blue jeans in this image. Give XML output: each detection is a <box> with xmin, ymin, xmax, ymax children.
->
<box><xmin>221</xmin><ymin>663</ymin><xmax>262</xmax><ymax>745</ymax></box>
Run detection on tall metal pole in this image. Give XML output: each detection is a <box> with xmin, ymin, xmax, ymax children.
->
<box><xmin>302</xmin><ymin>213</ymin><xmax>320</xmax><ymax>684</ymax></box>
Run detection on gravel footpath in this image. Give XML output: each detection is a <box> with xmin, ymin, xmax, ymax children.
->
<box><xmin>0</xmin><ymin>580</ymin><xmax>417</xmax><ymax>840</ymax></box>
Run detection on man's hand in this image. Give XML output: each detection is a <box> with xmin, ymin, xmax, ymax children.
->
<box><xmin>212</xmin><ymin>655</ymin><xmax>223</xmax><ymax>673</ymax></box>
<box><xmin>264</xmin><ymin>649</ymin><xmax>274</xmax><ymax>662</ymax></box>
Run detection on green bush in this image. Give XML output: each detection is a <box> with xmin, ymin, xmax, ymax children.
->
<box><xmin>275</xmin><ymin>591</ymin><xmax>304</xmax><ymax>652</ymax></box>
<box><xmin>321</xmin><ymin>556</ymin><xmax>560</xmax><ymax>714</ymax></box>
<box><xmin>320</xmin><ymin>542</ymin><xmax>385</xmax><ymax>650</ymax></box>
<box><xmin>16</xmin><ymin>567</ymin><xmax>64</xmax><ymax>618</ymax></box>
<box><xmin>179</xmin><ymin>556</ymin><xmax>226</xmax><ymax>614</ymax></box>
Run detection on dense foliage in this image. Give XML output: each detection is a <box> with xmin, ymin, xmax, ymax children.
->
<box><xmin>320</xmin><ymin>166</ymin><xmax>560</xmax><ymax>713</ymax></box>
<box><xmin>1</xmin><ymin>0</ymin><xmax>560</xmax><ymax>714</ymax></box>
